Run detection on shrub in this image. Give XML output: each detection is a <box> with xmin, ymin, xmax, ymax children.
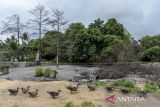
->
<box><xmin>112</xmin><ymin>80</ymin><xmax>135</xmax><ymax>88</ymax></box>
<box><xmin>145</xmin><ymin>83</ymin><xmax>157</xmax><ymax>93</ymax></box>
<box><xmin>81</xmin><ymin>102</ymin><xmax>95</xmax><ymax>107</ymax></box>
<box><xmin>65</xmin><ymin>102</ymin><xmax>75</xmax><ymax>107</ymax></box>
<box><xmin>44</xmin><ymin>67</ymin><xmax>53</xmax><ymax>77</ymax></box>
<box><xmin>0</xmin><ymin>66</ymin><xmax>9</xmax><ymax>75</ymax></box>
<box><xmin>35</xmin><ymin>67</ymin><xmax>43</xmax><ymax>77</ymax></box>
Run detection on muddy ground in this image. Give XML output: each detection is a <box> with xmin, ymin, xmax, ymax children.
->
<box><xmin>0</xmin><ymin>65</ymin><xmax>97</xmax><ymax>81</ymax></box>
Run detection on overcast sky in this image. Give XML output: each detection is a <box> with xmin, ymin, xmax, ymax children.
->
<box><xmin>0</xmin><ymin>0</ymin><xmax>159</xmax><ymax>40</ymax></box>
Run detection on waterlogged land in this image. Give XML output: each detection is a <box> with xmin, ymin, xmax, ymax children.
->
<box><xmin>0</xmin><ymin>80</ymin><xmax>160</xmax><ymax>107</ymax></box>
<box><xmin>0</xmin><ymin>65</ymin><xmax>97</xmax><ymax>81</ymax></box>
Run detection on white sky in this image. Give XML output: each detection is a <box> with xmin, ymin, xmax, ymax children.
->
<box><xmin>0</xmin><ymin>0</ymin><xmax>159</xmax><ymax>40</ymax></box>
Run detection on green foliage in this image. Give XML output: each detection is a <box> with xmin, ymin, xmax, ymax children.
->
<box><xmin>104</xmin><ymin>18</ymin><xmax>124</xmax><ymax>36</ymax></box>
<box><xmin>81</xmin><ymin>102</ymin><xmax>95</xmax><ymax>107</ymax></box>
<box><xmin>0</xmin><ymin>17</ymin><xmax>142</xmax><ymax>63</ymax></box>
<box><xmin>84</xmin><ymin>81</ymin><xmax>108</xmax><ymax>87</ymax></box>
<box><xmin>88</xmin><ymin>18</ymin><xmax>104</xmax><ymax>34</ymax></box>
<box><xmin>138</xmin><ymin>46</ymin><xmax>160</xmax><ymax>62</ymax></box>
<box><xmin>35</xmin><ymin>67</ymin><xmax>44</xmax><ymax>77</ymax></box>
<box><xmin>69</xmin><ymin>29</ymin><xmax>95</xmax><ymax>62</ymax></box>
<box><xmin>145</xmin><ymin>83</ymin><xmax>157</xmax><ymax>93</ymax></box>
<box><xmin>139</xmin><ymin>35</ymin><xmax>160</xmax><ymax>62</ymax></box>
<box><xmin>44</xmin><ymin>67</ymin><xmax>53</xmax><ymax>77</ymax></box>
<box><xmin>65</xmin><ymin>102</ymin><xmax>75</xmax><ymax>107</ymax></box>
<box><xmin>140</xmin><ymin>35</ymin><xmax>160</xmax><ymax>49</ymax></box>
<box><xmin>66</xmin><ymin>23</ymin><xmax>85</xmax><ymax>41</ymax></box>
<box><xmin>112</xmin><ymin>80</ymin><xmax>135</xmax><ymax>88</ymax></box>
<box><xmin>0</xmin><ymin>66</ymin><xmax>9</xmax><ymax>75</ymax></box>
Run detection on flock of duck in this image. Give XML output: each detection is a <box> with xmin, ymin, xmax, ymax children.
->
<box><xmin>7</xmin><ymin>83</ymin><xmax>139</xmax><ymax>99</ymax></box>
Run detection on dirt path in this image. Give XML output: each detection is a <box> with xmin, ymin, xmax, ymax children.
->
<box><xmin>0</xmin><ymin>80</ymin><xmax>160</xmax><ymax>107</ymax></box>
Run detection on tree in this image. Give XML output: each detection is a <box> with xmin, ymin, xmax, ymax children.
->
<box><xmin>88</xmin><ymin>18</ymin><xmax>104</xmax><ymax>34</ymax></box>
<box><xmin>1</xmin><ymin>14</ymin><xmax>24</xmax><ymax>46</ymax></box>
<box><xmin>1</xmin><ymin>14</ymin><xmax>25</xmax><ymax>60</ymax></box>
<box><xmin>69</xmin><ymin>29</ymin><xmax>96</xmax><ymax>62</ymax></box>
<box><xmin>49</xmin><ymin>9</ymin><xmax>69</xmax><ymax>67</ymax></box>
<box><xmin>139</xmin><ymin>35</ymin><xmax>160</xmax><ymax>62</ymax></box>
<box><xmin>42</xmin><ymin>31</ymin><xmax>69</xmax><ymax>61</ymax></box>
<box><xmin>21</xmin><ymin>32</ymin><xmax>29</xmax><ymax>44</ymax></box>
<box><xmin>139</xmin><ymin>46</ymin><xmax>160</xmax><ymax>62</ymax></box>
<box><xmin>65</xmin><ymin>23</ymin><xmax>85</xmax><ymax>41</ymax></box>
<box><xmin>29</xmin><ymin>4</ymin><xmax>49</xmax><ymax>61</ymax></box>
<box><xmin>104</xmin><ymin>18</ymin><xmax>124</xmax><ymax>36</ymax></box>
<box><xmin>4</xmin><ymin>36</ymin><xmax>18</xmax><ymax>60</ymax></box>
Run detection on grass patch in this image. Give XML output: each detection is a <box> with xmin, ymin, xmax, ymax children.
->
<box><xmin>65</xmin><ymin>102</ymin><xmax>75</xmax><ymax>107</ymax></box>
<box><xmin>145</xmin><ymin>82</ymin><xmax>157</xmax><ymax>92</ymax></box>
<box><xmin>111</xmin><ymin>80</ymin><xmax>135</xmax><ymax>88</ymax></box>
<box><xmin>81</xmin><ymin>102</ymin><xmax>95</xmax><ymax>107</ymax></box>
<box><xmin>12</xmin><ymin>103</ymin><xmax>18</xmax><ymax>107</ymax></box>
<box><xmin>83</xmin><ymin>81</ymin><xmax>109</xmax><ymax>87</ymax></box>
<box><xmin>64</xmin><ymin>102</ymin><xmax>102</xmax><ymax>107</ymax></box>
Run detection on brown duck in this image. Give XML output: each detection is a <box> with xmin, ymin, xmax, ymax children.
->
<box><xmin>8</xmin><ymin>87</ymin><xmax>19</xmax><ymax>95</ymax></box>
<box><xmin>28</xmin><ymin>89</ymin><xmax>39</xmax><ymax>97</ymax></box>
<box><xmin>21</xmin><ymin>86</ymin><xmax>30</xmax><ymax>94</ymax></box>
<box><xmin>87</xmin><ymin>85</ymin><xmax>96</xmax><ymax>91</ymax></box>
<box><xmin>66</xmin><ymin>83</ymin><xmax>81</xmax><ymax>94</ymax></box>
<box><xmin>47</xmin><ymin>89</ymin><xmax>62</xmax><ymax>99</ymax></box>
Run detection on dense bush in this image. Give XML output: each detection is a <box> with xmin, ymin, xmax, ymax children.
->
<box><xmin>44</xmin><ymin>67</ymin><xmax>53</xmax><ymax>77</ymax></box>
<box><xmin>35</xmin><ymin>67</ymin><xmax>43</xmax><ymax>77</ymax></box>
<box><xmin>0</xmin><ymin>66</ymin><xmax>9</xmax><ymax>75</ymax></box>
<box><xmin>112</xmin><ymin>80</ymin><xmax>135</xmax><ymax>88</ymax></box>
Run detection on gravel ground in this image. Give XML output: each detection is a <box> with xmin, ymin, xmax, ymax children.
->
<box><xmin>0</xmin><ymin>65</ymin><xmax>98</xmax><ymax>81</ymax></box>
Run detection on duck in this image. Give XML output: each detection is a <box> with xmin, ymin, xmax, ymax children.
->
<box><xmin>87</xmin><ymin>85</ymin><xmax>96</xmax><ymax>91</ymax></box>
<box><xmin>8</xmin><ymin>87</ymin><xmax>19</xmax><ymax>95</ymax></box>
<box><xmin>28</xmin><ymin>89</ymin><xmax>39</xmax><ymax>97</ymax></box>
<box><xmin>21</xmin><ymin>86</ymin><xmax>30</xmax><ymax>94</ymax></box>
<box><xmin>66</xmin><ymin>83</ymin><xmax>81</xmax><ymax>94</ymax></box>
<box><xmin>121</xmin><ymin>88</ymin><xmax>131</xmax><ymax>94</ymax></box>
<box><xmin>105</xmin><ymin>86</ymin><xmax>113</xmax><ymax>93</ymax></box>
<box><xmin>47</xmin><ymin>89</ymin><xmax>62</xmax><ymax>99</ymax></box>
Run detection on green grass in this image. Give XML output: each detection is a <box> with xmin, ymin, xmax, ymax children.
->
<box><xmin>81</xmin><ymin>102</ymin><xmax>95</xmax><ymax>107</ymax></box>
<box><xmin>65</xmin><ymin>102</ymin><xmax>75</xmax><ymax>107</ymax></box>
<box><xmin>64</xmin><ymin>102</ymin><xmax>102</xmax><ymax>107</ymax></box>
<box><xmin>144</xmin><ymin>83</ymin><xmax>157</xmax><ymax>92</ymax></box>
<box><xmin>145</xmin><ymin>82</ymin><xmax>160</xmax><ymax>96</ymax></box>
<box><xmin>83</xmin><ymin>81</ymin><xmax>109</xmax><ymax>87</ymax></box>
<box><xmin>111</xmin><ymin>80</ymin><xmax>135</xmax><ymax>88</ymax></box>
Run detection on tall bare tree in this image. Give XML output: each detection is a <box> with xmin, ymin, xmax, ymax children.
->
<box><xmin>29</xmin><ymin>4</ymin><xmax>49</xmax><ymax>61</ymax></box>
<box><xmin>1</xmin><ymin>14</ymin><xmax>25</xmax><ymax>60</ymax></box>
<box><xmin>49</xmin><ymin>9</ymin><xmax>69</xmax><ymax>67</ymax></box>
<box><xmin>1</xmin><ymin>14</ymin><xmax>24</xmax><ymax>46</ymax></box>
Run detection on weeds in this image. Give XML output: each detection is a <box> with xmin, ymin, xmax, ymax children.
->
<box><xmin>112</xmin><ymin>80</ymin><xmax>135</xmax><ymax>88</ymax></box>
<box><xmin>81</xmin><ymin>102</ymin><xmax>95</xmax><ymax>107</ymax></box>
